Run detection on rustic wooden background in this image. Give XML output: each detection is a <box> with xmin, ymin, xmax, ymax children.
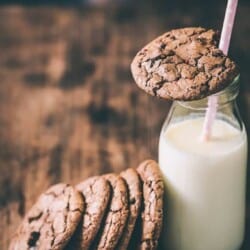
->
<box><xmin>0</xmin><ymin>1</ymin><xmax>249</xmax><ymax>249</ymax></box>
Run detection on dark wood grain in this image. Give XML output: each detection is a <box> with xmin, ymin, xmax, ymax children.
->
<box><xmin>0</xmin><ymin>3</ymin><xmax>249</xmax><ymax>249</ymax></box>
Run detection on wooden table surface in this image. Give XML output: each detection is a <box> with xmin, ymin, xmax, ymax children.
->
<box><xmin>0</xmin><ymin>2</ymin><xmax>249</xmax><ymax>249</ymax></box>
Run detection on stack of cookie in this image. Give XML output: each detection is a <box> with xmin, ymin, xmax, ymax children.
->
<box><xmin>9</xmin><ymin>160</ymin><xmax>164</xmax><ymax>250</ymax></box>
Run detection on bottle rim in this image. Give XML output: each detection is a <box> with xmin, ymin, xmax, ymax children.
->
<box><xmin>214</xmin><ymin>74</ymin><xmax>240</xmax><ymax>97</ymax></box>
<box><xmin>177</xmin><ymin>74</ymin><xmax>240</xmax><ymax>110</ymax></box>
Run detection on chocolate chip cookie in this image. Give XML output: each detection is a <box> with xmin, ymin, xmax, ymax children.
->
<box><xmin>137</xmin><ymin>160</ymin><xmax>164</xmax><ymax>250</ymax></box>
<box><xmin>131</xmin><ymin>27</ymin><xmax>239</xmax><ymax>101</ymax></box>
<box><xmin>117</xmin><ymin>168</ymin><xmax>142</xmax><ymax>250</ymax></box>
<box><xmin>9</xmin><ymin>183</ymin><xmax>84</xmax><ymax>250</ymax></box>
<box><xmin>93</xmin><ymin>174</ymin><xmax>129</xmax><ymax>250</ymax></box>
<box><xmin>73</xmin><ymin>176</ymin><xmax>111</xmax><ymax>250</ymax></box>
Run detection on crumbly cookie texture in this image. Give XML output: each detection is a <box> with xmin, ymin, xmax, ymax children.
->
<box><xmin>76</xmin><ymin>176</ymin><xmax>111</xmax><ymax>250</ymax></box>
<box><xmin>66</xmin><ymin>176</ymin><xmax>111</xmax><ymax>250</ymax></box>
<box><xmin>117</xmin><ymin>168</ymin><xmax>142</xmax><ymax>250</ymax></box>
<box><xmin>137</xmin><ymin>160</ymin><xmax>164</xmax><ymax>250</ymax></box>
<box><xmin>9</xmin><ymin>183</ymin><xmax>84</xmax><ymax>250</ymax></box>
<box><xmin>131</xmin><ymin>27</ymin><xmax>239</xmax><ymax>101</ymax></box>
<box><xmin>93</xmin><ymin>174</ymin><xmax>129</xmax><ymax>250</ymax></box>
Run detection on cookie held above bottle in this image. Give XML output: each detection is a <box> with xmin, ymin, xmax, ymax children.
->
<box><xmin>131</xmin><ymin>27</ymin><xmax>239</xmax><ymax>101</ymax></box>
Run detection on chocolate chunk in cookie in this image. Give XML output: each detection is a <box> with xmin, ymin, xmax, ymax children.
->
<box><xmin>117</xmin><ymin>168</ymin><xmax>142</xmax><ymax>250</ymax></box>
<box><xmin>137</xmin><ymin>160</ymin><xmax>164</xmax><ymax>250</ymax></box>
<box><xmin>68</xmin><ymin>176</ymin><xmax>111</xmax><ymax>250</ymax></box>
<box><xmin>93</xmin><ymin>174</ymin><xmax>129</xmax><ymax>250</ymax></box>
<box><xmin>131</xmin><ymin>27</ymin><xmax>239</xmax><ymax>101</ymax></box>
<box><xmin>9</xmin><ymin>183</ymin><xmax>84</xmax><ymax>250</ymax></box>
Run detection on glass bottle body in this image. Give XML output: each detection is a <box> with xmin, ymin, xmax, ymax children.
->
<box><xmin>159</xmin><ymin>77</ymin><xmax>248</xmax><ymax>250</ymax></box>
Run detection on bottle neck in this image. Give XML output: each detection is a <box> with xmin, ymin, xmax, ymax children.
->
<box><xmin>177</xmin><ymin>75</ymin><xmax>240</xmax><ymax>111</ymax></box>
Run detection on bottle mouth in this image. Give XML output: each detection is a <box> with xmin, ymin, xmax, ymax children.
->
<box><xmin>177</xmin><ymin>74</ymin><xmax>240</xmax><ymax>110</ymax></box>
<box><xmin>214</xmin><ymin>74</ymin><xmax>240</xmax><ymax>97</ymax></box>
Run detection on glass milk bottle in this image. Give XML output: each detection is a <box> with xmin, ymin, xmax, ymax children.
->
<box><xmin>159</xmin><ymin>76</ymin><xmax>248</xmax><ymax>250</ymax></box>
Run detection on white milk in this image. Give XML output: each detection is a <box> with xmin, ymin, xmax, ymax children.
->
<box><xmin>159</xmin><ymin>118</ymin><xmax>247</xmax><ymax>250</ymax></box>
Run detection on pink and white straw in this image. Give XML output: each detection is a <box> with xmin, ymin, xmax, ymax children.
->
<box><xmin>201</xmin><ymin>0</ymin><xmax>239</xmax><ymax>141</ymax></box>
